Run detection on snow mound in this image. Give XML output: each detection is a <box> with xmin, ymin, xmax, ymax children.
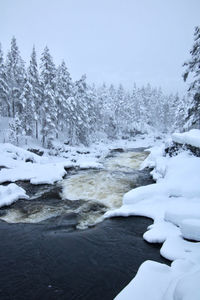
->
<box><xmin>0</xmin><ymin>143</ymin><xmax>43</xmax><ymax>168</ymax></box>
<box><xmin>0</xmin><ymin>183</ymin><xmax>28</xmax><ymax>207</ymax></box>
<box><xmin>0</xmin><ymin>143</ymin><xmax>68</xmax><ymax>184</ymax></box>
<box><xmin>143</xmin><ymin>220</ymin><xmax>180</xmax><ymax>244</ymax></box>
<box><xmin>180</xmin><ymin>219</ymin><xmax>200</xmax><ymax>242</ymax></box>
<box><xmin>172</xmin><ymin>129</ymin><xmax>200</xmax><ymax>148</ymax></box>
<box><xmin>165</xmin><ymin>205</ymin><xmax>200</xmax><ymax>227</ymax></box>
<box><xmin>115</xmin><ymin>260</ymin><xmax>173</xmax><ymax>300</ymax></box>
<box><xmin>170</xmin><ymin>268</ymin><xmax>200</xmax><ymax>300</ymax></box>
<box><xmin>116</xmin><ymin>259</ymin><xmax>200</xmax><ymax>300</ymax></box>
<box><xmin>0</xmin><ymin>162</ymin><xmax>66</xmax><ymax>185</ymax></box>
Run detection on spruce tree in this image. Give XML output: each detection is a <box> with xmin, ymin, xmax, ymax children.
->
<box><xmin>183</xmin><ymin>26</ymin><xmax>200</xmax><ymax>128</ymax></box>
<box><xmin>27</xmin><ymin>46</ymin><xmax>41</xmax><ymax>139</ymax></box>
<box><xmin>55</xmin><ymin>61</ymin><xmax>73</xmax><ymax>137</ymax></box>
<box><xmin>6</xmin><ymin>37</ymin><xmax>25</xmax><ymax>117</ymax></box>
<box><xmin>0</xmin><ymin>44</ymin><xmax>9</xmax><ymax>116</ymax></box>
<box><xmin>40</xmin><ymin>46</ymin><xmax>57</xmax><ymax>147</ymax></box>
<box><xmin>19</xmin><ymin>74</ymin><xmax>35</xmax><ymax>136</ymax></box>
<box><xmin>73</xmin><ymin>75</ymin><xmax>90</xmax><ymax>146</ymax></box>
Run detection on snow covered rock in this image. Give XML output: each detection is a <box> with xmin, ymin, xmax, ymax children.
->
<box><xmin>172</xmin><ymin>129</ymin><xmax>200</xmax><ymax>148</ymax></box>
<box><xmin>0</xmin><ymin>183</ymin><xmax>28</xmax><ymax>207</ymax></box>
<box><xmin>171</xmin><ymin>269</ymin><xmax>200</xmax><ymax>300</ymax></box>
<box><xmin>180</xmin><ymin>219</ymin><xmax>200</xmax><ymax>241</ymax></box>
<box><xmin>143</xmin><ymin>220</ymin><xmax>180</xmax><ymax>244</ymax></box>
<box><xmin>0</xmin><ymin>143</ymin><xmax>44</xmax><ymax>169</ymax></box>
<box><xmin>115</xmin><ymin>260</ymin><xmax>173</xmax><ymax>300</ymax></box>
<box><xmin>164</xmin><ymin>205</ymin><xmax>200</xmax><ymax>227</ymax></box>
<box><xmin>0</xmin><ymin>162</ymin><xmax>67</xmax><ymax>185</ymax></box>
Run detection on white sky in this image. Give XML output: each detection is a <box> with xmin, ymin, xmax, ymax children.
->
<box><xmin>0</xmin><ymin>0</ymin><xmax>200</xmax><ymax>94</ymax></box>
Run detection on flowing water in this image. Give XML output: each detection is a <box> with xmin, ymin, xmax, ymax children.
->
<box><xmin>0</xmin><ymin>149</ymin><xmax>151</xmax><ymax>229</ymax></box>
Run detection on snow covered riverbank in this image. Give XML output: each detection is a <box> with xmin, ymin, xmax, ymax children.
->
<box><xmin>105</xmin><ymin>129</ymin><xmax>200</xmax><ymax>300</ymax></box>
<box><xmin>0</xmin><ymin>135</ymin><xmax>157</xmax><ymax>208</ymax></box>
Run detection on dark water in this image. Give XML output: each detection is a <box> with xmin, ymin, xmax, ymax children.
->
<box><xmin>0</xmin><ymin>216</ymin><xmax>169</xmax><ymax>300</ymax></box>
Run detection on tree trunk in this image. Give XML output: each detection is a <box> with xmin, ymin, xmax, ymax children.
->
<box><xmin>36</xmin><ymin>120</ymin><xmax>38</xmax><ymax>139</ymax></box>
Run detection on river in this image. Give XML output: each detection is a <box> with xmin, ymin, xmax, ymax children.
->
<box><xmin>0</xmin><ymin>147</ymin><xmax>169</xmax><ymax>299</ymax></box>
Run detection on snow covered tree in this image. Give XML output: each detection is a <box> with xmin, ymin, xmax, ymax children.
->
<box><xmin>8</xmin><ymin>112</ymin><xmax>24</xmax><ymax>145</ymax></box>
<box><xmin>6</xmin><ymin>37</ymin><xmax>25</xmax><ymax>117</ymax></box>
<box><xmin>27</xmin><ymin>46</ymin><xmax>41</xmax><ymax>139</ymax></box>
<box><xmin>96</xmin><ymin>83</ymin><xmax>109</xmax><ymax>135</ymax></box>
<box><xmin>19</xmin><ymin>74</ymin><xmax>35</xmax><ymax>137</ymax></box>
<box><xmin>0</xmin><ymin>44</ymin><xmax>9</xmax><ymax>116</ymax></box>
<box><xmin>174</xmin><ymin>95</ymin><xmax>190</xmax><ymax>131</ymax></box>
<box><xmin>40</xmin><ymin>46</ymin><xmax>57</xmax><ymax>147</ymax></box>
<box><xmin>183</xmin><ymin>26</ymin><xmax>200</xmax><ymax>128</ymax></box>
<box><xmin>55</xmin><ymin>61</ymin><xmax>73</xmax><ymax>137</ymax></box>
<box><xmin>115</xmin><ymin>84</ymin><xmax>126</xmax><ymax>136</ymax></box>
<box><xmin>105</xmin><ymin>84</ymin><xmax>117</xmax><ymax>139</ymax></box>
<box><xmin>72</xmin><ymin>74</ymin><xmax>92</xmax><ymax>146</ymax></box>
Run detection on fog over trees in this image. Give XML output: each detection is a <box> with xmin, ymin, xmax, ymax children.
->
<box><xmin>0</xmin><ymin>36</ymin><xmax>194</xmax><ymax>148</ymax></box>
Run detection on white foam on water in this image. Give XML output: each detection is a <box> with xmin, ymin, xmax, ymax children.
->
<box><xmin>62</xmin><ymin>170</ymin><xmax>136</xmax><ymax>209</ymax></box>
<box><xmin>0</xmin><ymin>206</ymin><xmax>62</xmax><ymax>223</ymax></box>
<box><xmin>104</xmin><ymin>151</ymin><xmax>149</xmax><ymax>171</ymax></box>
<box><xmin>62</xmin><ymin>151</ymin><xmax>148</xmax><ymax>212</ymax></box>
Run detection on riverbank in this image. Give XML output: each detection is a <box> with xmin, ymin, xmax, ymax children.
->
<box><xmin>108</xmin><ymin>129</ymin><xmax>200</xmax><ymax>299</ymax></box>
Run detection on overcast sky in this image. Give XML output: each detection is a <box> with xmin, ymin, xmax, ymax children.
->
<box><xmin>0</xmin><ymin>0</ymin><xmax>200</xmax><ymax>94</ymax></box>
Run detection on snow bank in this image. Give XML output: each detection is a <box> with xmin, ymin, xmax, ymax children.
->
<box><xmin>0</xmin><ymin>134</ymin><xmax>160</xmax><ymax>186</ymax></box>
<box><xmin>180</xmin><ymin>219</ymin><xmax>200</xmax><ymax>242</ymax></box>
<box><xmin>105</xmin><ymin>129</ymin><xmax>200</xmax><ymax>299</ymax></box>
<box><xmin>0</xmin><ymin>143</ymin><xmax>43</xmax><ymax>168</ymax></box>
<box><xmin>172</xmin><ymin>129</ymin><xmax>200</xmax><ymax>148</ymax></box>
<box><xmin>116</xmin><ymin>259</ymin><xmax>200</xmax><ymax>300</ymax></box>
<box><xmin>0</xmin><ymin>162</ymin><xmax>67</xmax><ymax>185</ymax></box>
<box><xmin>0</xmin><ymin>183</ymin><xmax>28</xmax><ymax>207</ymax></box>
<box><xmin>115</xmin><ymin>261</ymin><xmax>173</xmax><ymax>300</ymax></box>
<box><xmin>0</xmin><ymin>143</ymin><xmax>68</xmax><ymax>184</ymax></box>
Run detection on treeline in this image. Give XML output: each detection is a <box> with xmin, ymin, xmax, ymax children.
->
<box><xmin>0</xmin><ymin>37</ymin><xmax>188</xmax><ymax>147</ymax></box>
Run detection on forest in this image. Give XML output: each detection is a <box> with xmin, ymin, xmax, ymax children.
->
<box><xmin>0</xmin><ymin>37</ymin><xmax>191</xmax><ymax>148</ymax></box>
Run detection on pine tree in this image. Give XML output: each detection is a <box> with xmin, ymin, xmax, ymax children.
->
<box><xmin>0</xmin><ymin>44</ymin><xmax>9</xmax><ymax>116</ymax></box>
<box><xmin>40</xmin><ymin>46</ymin><xmax>57</xmax><ymax>147</ymax></box>
<box><xmin>183</xmin><ymin>26</ymin><xmax>200</xmax><ymax>128</ymax></box>
<box><xmin>6</xmin><ymin>37</ymin><xmax>25</xmax><ymax>117</ymax></box>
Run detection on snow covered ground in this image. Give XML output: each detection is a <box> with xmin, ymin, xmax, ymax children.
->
<box><xmin>105</xmin><ymin>129</ymin><xmax>200</xmax><ymax>300</ymax></box>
